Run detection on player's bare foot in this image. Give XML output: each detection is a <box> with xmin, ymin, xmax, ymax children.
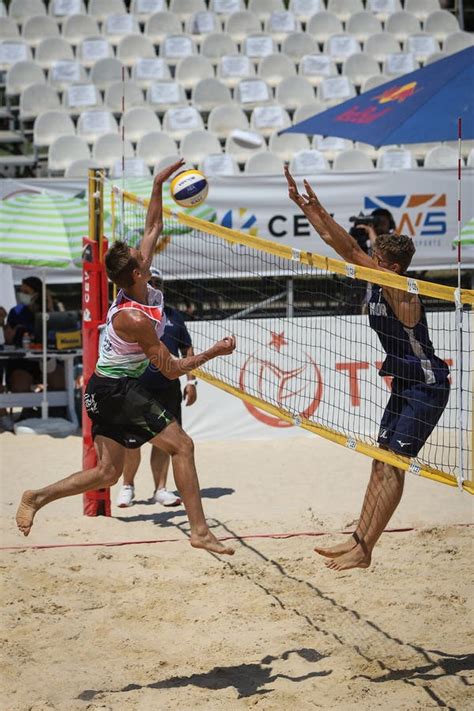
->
<box><xmin>190</xmin><ymin>530</ymin><xmax>235</xmax><ymax>556</ymax></box>
<box><xmin>16</xmin><ymin>490</ymin><xmax>39</xmax><ymax>536</ymax></box>
<box><xmin>314</xmin><ymin>535</ymin><xmax>358</xmax><ymax>559</ymax></box>
<box><xmin>324</xmin><ymin>544</ymin><xmax>371</xmax><ymax>571</ymax></box>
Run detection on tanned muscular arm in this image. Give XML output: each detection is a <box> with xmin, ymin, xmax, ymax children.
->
<box><xmin>284</xmin><ymin>167</ymin><xmax>421</xmax><ymax>328</ymax></box>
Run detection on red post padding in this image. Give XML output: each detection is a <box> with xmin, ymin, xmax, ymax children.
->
<box><xmin>82</xmin><ymin>238</ymin><xmax>111</xmax><ymax>516</ymax></box>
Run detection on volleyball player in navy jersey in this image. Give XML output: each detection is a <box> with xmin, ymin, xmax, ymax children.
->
<box><xmin>285</xmin><ymin>167</ymin><xmax>450</xmax><ymax>571</ymax></box>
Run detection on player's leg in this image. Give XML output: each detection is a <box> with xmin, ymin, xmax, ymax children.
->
<box><xmin>16</xmin><ymin>435</ymin><xmax>125</xmax><ymax>536</ymax></box>
<box><xmin>150</xmin><ymin>383</ymin><xmax>182</xmax><ymax>506</ymax></box>
<box><xmin>116</xmin><ymin>448</ymin><xmax>141</xmax><ymax>507</ymax></box>
<box><xmin>150</xmin><ymin>421</ymin><xmax>234</xmax><ymax>555</ymax></box>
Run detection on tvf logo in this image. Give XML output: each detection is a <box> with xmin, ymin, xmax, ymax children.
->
<box><xmin>364</xmin><ymin>194</ymin><xmax>447</xmax><ymax>237</ymax></box>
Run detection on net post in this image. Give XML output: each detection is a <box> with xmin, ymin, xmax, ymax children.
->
<box><xmin>455</xmin><ymin>117</ymin><xmax>465</xmax><ymax>489</ymax></box>
<box><xmin>82</xmin><ymin>169</ymin><xmax>111</xmax><ymax>517</ymax></box>
<box><xmin>286</xmin><ymin>278</ymin><xmax>294</xmax><ymax>318</ymax></box>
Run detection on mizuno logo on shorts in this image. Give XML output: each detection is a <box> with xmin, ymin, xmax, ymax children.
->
<box><xmin>379</xmin><ymin>429</ymin><xmax>388</xmax><ymax>438</ymax></box>
<box><xmin>397</xmin><ymin>440</ymin><xmax>411</xmax><ymax>448</ymax></box>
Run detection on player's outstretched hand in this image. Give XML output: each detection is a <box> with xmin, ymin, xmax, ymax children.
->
<box><xmin>154</xmin><ymin>159</ymin><xmax>186</xmax><ymax>184</ymax></box>
<box><xmin>213</xmin><ymin>336</ymin><xmax>236</xmax><ymax>356</ymax></box>
<box><xmin>284</xmin><ymin>166</ymin><xmax>321</xmax><ymax>215</ymax></box>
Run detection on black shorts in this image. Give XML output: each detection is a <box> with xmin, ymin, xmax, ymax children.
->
<box><xmin>84</xmin><ymin>373</ymin><xmax>174</xmax><ymax>449</ymax></box>
<box><xmin>377</xmin><ymin>377</ymin><xmax>450</xmax><ymax>457</ymax></box>
<box><xmin>146</xmin><ymin>379</ymin><xmax>183</xmax><ymax>425</ymax></box>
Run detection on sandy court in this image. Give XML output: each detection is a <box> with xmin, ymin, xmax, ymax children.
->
<box><xmin>1</xmin><ymin>432</ymin><xmax>473</xmax><ymax>710</ymax></box>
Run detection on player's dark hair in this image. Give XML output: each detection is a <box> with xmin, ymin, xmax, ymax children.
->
<box><xmin>105</xmin><ymin>241</ymin><xmax>139</xmax><ymax>289</ymax></box>
<box><xmin>375</xmin><ymin>233</ymin><xmax>416</xmax><ymax>273</ymax></box>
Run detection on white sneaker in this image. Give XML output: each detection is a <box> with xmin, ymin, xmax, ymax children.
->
<box><xmin>153</xmin><ymin>488</ymin><xmax>181</xmax><ymax>507</ymax></box>
<box><xmin>116</xmin><ymin>485</ymin><xmax>134</xmax><ymax>508</ymax></box>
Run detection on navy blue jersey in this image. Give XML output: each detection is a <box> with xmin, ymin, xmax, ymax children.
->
<box><xmin>368</xmin><ymin>284</ymin><xmax>449</xmax><ymax>385</ymax></box>
<box><xmin>7</xmin><ymin>304</ymin><xmax>35</xmax><ymax>346</ymax></box>
<box><xmin>139</xmin><ymin>305</ymin><xmax>192</xmax><ymax>390</ymax></box>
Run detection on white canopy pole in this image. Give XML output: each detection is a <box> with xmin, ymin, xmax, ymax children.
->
<box><xmin>41</xmin><ymin>269</ymin><xmax>49</xmax><ymax>420</ymax></box>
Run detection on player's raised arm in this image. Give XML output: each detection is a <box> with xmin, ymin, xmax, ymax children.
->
<box><xmin>140</xmin><ymin>159</ymin><xmax>185</xmax><ymax>269</ymax></box>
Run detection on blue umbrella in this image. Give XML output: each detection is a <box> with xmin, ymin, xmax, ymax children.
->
<box><xmin>282</xmin><ymin>47</ymin><xmax>474</xmax><ymax>146</ymax></box>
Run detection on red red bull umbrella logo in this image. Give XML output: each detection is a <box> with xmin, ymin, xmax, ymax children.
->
<box><xmin>336</xmin><ymin>81</ymin><xmax>420</xmax><ymax>125</ymax></box>
<box><xmin>374</xmin><ymin>82</ymin><xmax>418</xmax><ymax>105</ymax></box>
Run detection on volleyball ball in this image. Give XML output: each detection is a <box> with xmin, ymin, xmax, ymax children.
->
<box><xmin>170</xmin><ymin>169</ymin><xmax>209</xmax><ymax>208</ymax></box>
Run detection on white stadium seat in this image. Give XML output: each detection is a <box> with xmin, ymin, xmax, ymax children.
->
<box><xmin>265</xmin><ymin>11</ymin><xmax>301</xmax><ymax>43</ymax></box>
<box><xmin>153</xmin><ymin>155</ymin><xmax>194</xmax><ymax>173</ymax></box>
<box><xmin>92</xmin><ymin>132</ymin><xmax>134</xmax><ymax>169</ymax></box>
<box><xmin>49</xmin><ymin>60</ymin><xmax>88</xmax><ymax>90</ymax></box>
<box><xmin>248</xmin><ymin>0</ymin><xmax>284</xmax><ymax>22</ymax></box>
<box><xmin>244</xmin><ymin>34</ymin><xmax>277</xmax><ymax>62</ymax></box>
<box><xmin>225</xmin><ymin>132</ymin><xmax>266</xmax><ymax>163</ymax></box>
<box><xmin>49</xmin><ymin>0</ymin><xmax>87</xmax><ymax>22</ymax></box>
<box><xmin>131</xmin><ymin>57</ymin><xmax>172</xmax><ymax>89</ymax></box>
<box><xmin>405</xmin><ymin>0</ymin><xmax>439</xmax><ymax>22</ymax></box>
<box><xmin>6</xmin><ymin>60</ymin><xmax>45</xmax><ymax>96</ymax></box>
<box><xmin>111</xmin><ymin>158</ymin><xmax>151</xmax><ymax>177</ymax></box>
<box><xmin>9</xmin><ymin>0</ymin><xmax>46</xmax><ymax>23</ymax></box>
<box><xmin>77</xmin><ymin>110</ymin><xmax>119</xmax><ymax>144</ymax></box>
<box><xmin>275</xmin><ymin>76</ymin><xmax>315</xmax><ymax>110</ymax></box>
<box><xmin>364</xmin><ymin>33</ymin><xmax>401</xmax><ymax>63</ymax></box>
<box><xmin>208</xmin><ymin>104</ymin><xmax>249</xmax><ymax>138</ymax></box>
<box><xmin>354</xmin><ymin>140</ymin><xmax>379</xmax><ymax>161</ymax></box>
<box><xmin>63</xmin><ymin>82</ymin><xmax>102</xmax><ymax>115</ymax></box>
<box><xmin>0</xmin><ymin>18</ymin><xmax>20</xmax><ymax>41</ymax></box>
<box><xmin>62</xmin><ymin>15</ymin><xmax>100</xmax><ymax>46</ymax></box>
<box><xmin>424</xmin><ymin>145</ymin><xmax>459</xmax><ymax>169</ymax></box>
<box><xmin>250</xmin><ymin>104</ymin><xmax>291</xmax><ymax>136</ymax></box>
<box><xmin>180</xmin><ymin>129</ymin><xmax>221</xmax><ymax>164</ymax></box>
<box><xmin>324</xmin><ymin>33</ymin><xmax>361</xmax><ymax>62</ymax></box>
<box><xmin>313</xmin><ymin>134</ymin><xmax>353</xmax><ymax>161</ymax></box>
<box><xmin>121</xmin><ymin>106</ymin><xmax>161</xmax><ymax>143</ymax></box>
<box><xmin>367</xmin><ymin>0</ymin><xmax>402</xmax><ymax>23</ymax></box>
<box><xmin>333</xmin><ymin>149</ymin><xmax>374</xmax><ymax>171</ymax></box>
<box><xmin>281</xmin><ymin>32</ymin><xmax>319</xmax><ymax>62</ymax></box>
<box><xmin>103</xmin><ymin>14</ymin><xmax>140</xmax><ymax>46</ymax></box>
<box><xmin>191</xmin><ymin>77</ymin><xmax>232</xmax><ymax>112</ymax></box>
<box><xmin>0</xmin><ymin>40</ymin><xmax>32</xmax><ymax>70</ymax></box>
<box><xmin>319</xmin><ymin>75</ymin><xmax>356</xmax><ymax>106</ymax></box>
<box><xmin>48</xmin><ymin>135</ymin><xmax>90</xmax><ymax>173</ymax></box>
<box><xmin>176</xmin><ymin>55</ymin><xmax>215</xmax><ymax>90</ymax></box>
<box><xmin>130</xmin><ymin>0</ymin><xmax>166</xmax><ymax>22</ymax></box>
<box><xmin>383</xmin><ymin>52</ymin><xmax>418</xmax><ymax>77</ymax></box>
<box><xmin>199</xmin><ymin>153</ymin><xmax>239</xmax><ymax>176</ymax></box>
<box><xmin>22</xmin><ymin>16</ymin><xmax>59</xmax><ymax>47</ymax></box>
<box><xmin>424</xmin><ymin>11</ymin><xmax>460</xmax><ymax>42</ymax></box>
<box><xmin>147</xmin><ymin>80</ymin><xmax>187</xmax><ymax>112</ymax></box>
<box><xmin>65</xmin><ymin>159</ymin><xmax>100</xmax><ymax>178</ymax></box>
<box><xmin>405</xmin><ymin>141</ymin><xmax>439</xmax><ymax>160</ymax></box>
<box><xmin>201</xmin><ymin>32</ymin><xmax>237</xmax><ymax>65</ymax></box>
<box><xmin>170</xmin><ymin>0</ymin><xmax>206</xmax><ymax>22</ymax></box>
<box><xmin>145</xmin><ymin>12</ymin><xmax>183</xmax><ymax>44</ymax></box>
<box><xmin>225</xmin><ymin>11</ymin><xmax>261</xmax><ymax>43</ymax></box>
<box><xmin>258</xmin><ymin>53</ymin><xmax>296</xmax><ymax>88</ymax></box>
<box><xmin>327</xmin><ymin>0</ymin><xmax>363</xmax><ymax>22</ymax></box>
<box><xmin>289</xmin><ymin>0</ymin><xmax>322</xmax><ymax>23</ymax></box>
<box><xmin>117</xmin><ymin>35</ymin><xmax>157</xmax><ymax>67</ymax></box>
<box><xmin>376</xmin><ymin>147</ymin><xmax>417</xmax><ymax>170</ymax></box>
<box><xmin>217</xmin><ymin>54</ymin><xmax>255</xmax><ymax>88</ymax></box>
<box><xmin>307</xmin><ymin>12</ymin><xmax>342</xmax><ymax>44</ymax></box>
<box><xmin>293</xmin><ymin>101</ymin><xmax>324</xmax><ymax>124</ymax></box>
<box><xmin>20</xmin><ymin>83</ymin><xmax>60</xmax><ymax>120</ymax></box>
<box><xmin>244</xmin><ymin>151</ymin><xmax>284</xmax><ymax>174</ymax></box>
<box><xmin>443</xmin><ymin>32</ymin><xmax>474</xmax><ymax>55</ymax></box>
<box><xmin>186</xmin><ymin>11</ymin><xmax>221</xmax><ymax>44</ymax></box>
<box><xmin>90</xmin><ymin>58</ymin><xmax>125</xmax><ymax>90</ymax></box>
<box><xmin>88</xmin><ymin>0</ymin><xmax>126</xmax><ymax>23</ymax></box>
<box><xmin>35</xmin><ymin>37</ymin><xmax>74</xmax><ymax>69</ymax></box>
<box><xmin>77</xmin><ymin>36</ymin><xmax>114</xmax><ymax>68</ymax></box>
<box><xmin>290</xmin><ymin>149</ymin><xmax>330</xmax><ymax>174</ymax></box>
<box><xmin>346</xmin><ymin>12</ymin><xmax>382</xmax><ymax>43</ymax></box>
<box><xmin>34</xmin><ymin>109</ymin><xmax>75</xmax><ymax>147</ymax></box>
<box><xmin>424</xmin><ymin>51</ymin><xmax>446</xmax><ymax>65</ymax></box>
<box><xmin>467</xmin><ymin>149</ymin><xmax>474</xmax><ymax>169</ymax></box>
<box><xmin>443</xmin><ymin>140</ymin><xmax>474</xmax><ymax>160</ymax></box>
<box><xmin>235</xmin><ymin>78</ymin><xmax>272</xmax><ymax>109</ymax></box>
<box><xmin>162</xmin><ymin>106</ymin><xmax>204</xmax><ymax>140</ymax></box>
<box><xmin>209</xmin><ymin>0</ymin><xmax>244</xmax><ymax>22</ymax></box>
<box><xmin>105</xmin><ymin>81</ymin><xmax>145</xmax><ymax>113</ymax></box>
<box><xmin>403</xmin><ymin>33</ymin><xmax>439</xmax><ymax>63</ymax></box>
<box><xmin>269</xmin><ymin>131</ymin><xmax>309</xmax><ymax>161</ymax></box>
<box><xmin>362</xmin><ymin>74</ymin><xmax>391</xmax><ymax>92</ymax></box>
<box><xmin>136</xmin><ymin>131</ymin><xmax>178</xmax><ymax>167</ymax></box>
<box><xmin>343</xmin><ymin>54</ymin><xmax>380</xmax><ymax>87</ymax></box>
<box><xmin>299</xmin><ymin>54</ymin><xmax>337</xmax><ymax>87</ymax></box>
<box><xmin>385</xmin><ymin>11</ymin><xmax>420</xmax><ymax>42</ymax></box>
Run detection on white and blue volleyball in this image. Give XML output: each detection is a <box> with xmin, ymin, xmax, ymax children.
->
<box><xmin>170</xmin><ymin>169</ymin><xmax>209</xmax><ymax>208</ymax></box>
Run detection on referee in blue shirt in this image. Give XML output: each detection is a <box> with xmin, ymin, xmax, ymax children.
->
<box><xmin>116</xmin><ymin>268</ymin><xmax>198</xmax><ymax>508</ymax></box>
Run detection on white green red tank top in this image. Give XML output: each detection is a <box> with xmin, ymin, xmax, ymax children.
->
<box><xmin>96</xmin><ymin>285</ymin><xmax>165</xmax><ymax>379</ymax></box>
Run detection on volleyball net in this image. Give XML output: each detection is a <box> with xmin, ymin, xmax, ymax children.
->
<box><xmin>108</xmin><ymin>182</ymin><xmax>473</xmax><ymax>495</ymax></box>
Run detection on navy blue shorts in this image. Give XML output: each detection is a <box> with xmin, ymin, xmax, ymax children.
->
<box><xmin>377</xmin><ymin>377</ymin><xmax>450</xmax><ymax>457</ymax></box>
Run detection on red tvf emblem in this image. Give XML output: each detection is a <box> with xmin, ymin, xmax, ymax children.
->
<box><xmin>239</xmin><ymin>331</ymin><xmax>323</xmax><ymax>428</ymax></box>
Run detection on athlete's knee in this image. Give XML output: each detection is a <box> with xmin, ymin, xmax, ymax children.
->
<box><xmin>175</xmin><ymin>431</ymin><xmax>194</xmax><ymax>457</ymax></box>
<box><xmin>97</xmin><ymin>461</ymin><xmax>121</xmax><ymax>486</ymax></box>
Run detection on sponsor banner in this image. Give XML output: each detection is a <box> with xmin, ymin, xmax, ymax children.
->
<box><xmin>182</xmin><ymin>315</ymin><xmax>472</xmax><ymax>446</ymax></box>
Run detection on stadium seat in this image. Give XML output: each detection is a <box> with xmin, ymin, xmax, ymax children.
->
<box><xmin>367</xmin><ymin>0</ymin><xmax>402</xmax><ymax>22</ymax></box>
<box><xmin>162</xmin><ymin>105</ymin><xmax>204</xmax><ymax>140</ymax></box>
<box><xmin>275</xmin><ymin>76</ymin><xmax>315</xmax><ymax>110</ymax></box>
<box><xmin>281</xmin><ymin>32</ymin><xmax>319</xmax><ymax>62</ymax></box>
<box><xmin>354</xmin><ymin>140</ymin><xmax>381</xmax><ymax>161</ymax></box>
<box><xmin>208</xmin><ymin>104</ymin><xmax>249</xmax><ymax>138</ymax></box>
<box><xmin>307</xmin><ymin>13</ymin><xmax>343</xmax><ymax>44</ymax></box>
<box><xmin>62</xmin><ymin>15</ymin><xmax>100</xmax><ymax>46</ymax></box>
<box><xmin>248</xmin><ymin>0</ymin><xmax>284</xmax><ymax>22</ymax></box>
<box><xmin>88</xmin><ymin>0</ymin><xmax>126</xmax><ymax>23</ymax></box>
<box><xmin>170</xmin><ymin>0</ymin><xmax>206</xmax><ymax>22</ymax></box>
<box><xmin>104</xmin><ymin>14</ymin><xmax>140</xmax><ymax>46</ymax></box>
<box><xmin>333</xmin><ymin>149</ymin><xmax>374</xmax><ymax>171</ymax></box>
<box><xmin>424</xmin><ymin>145</ymin><xmax>459</xmax><ymax>169</ymax></box>
<box><xmin>77</xmin><ymin>37</ymin><xmax>114</xmax><ymax>68</ymax></box>
<box><xmin>131</xmin><ymin>57</ymin><xmax>171</xmax><ymax>89</ymax></box>
<box><xmin>49</xmin><ymin>60</ymin><xmax>87</xmax><ymax>91</ymax></box>
<box><xmin>258</xmin><ymin>53</ymin><xmax>296</xmax><ymax>88</ymax></box>
<box><xmin>346</xmin><ymin>12</ymin><xmax>382</xmax><ymax>42</ymax></box>
<box><xmin>265</xmin><ymin>11</ymin><xmax>301</xmax><ymax>43</ymax></box>
<box><xmin>443</xmin><ymin>31</ymin><xmax>474</xmax><ymax>55</ymax></box>
<box><xmin>443</xmin><ymin>140</ymin><xmax>474</xmax><ymax>160</ymax></box>
<box><xmin>176</xmin><ymin>55</ymin><xmax>215</xmax><ymax>90</ymax></box>
<box><xmin>376</xmin><ymin>147</ymin><xmax>416</xmax><ymax>170</ymax></box>
<box><xmin>244</xmin><ymin>151</ymin><xmax>284</xmax><ymax>174</ymax></box>
<box><xmin>130</xmin><ymin>0</ymin><xmax>166</xmax><ymax>22</ymax></box>
<box><xmin>49</xmin><ymin>0</ymin><xmax>87</xmax><ymax>23</ymax></box>
<box><xmin>120</xmin><ymin>106</ymin><xmax>161</xmax><ymax>143</ymax></box>
<box><xmin>225</xmin><ymin>11</ymin><xmax>261</xmax><ymax>43</ymax></box>
<box><xmin>180</xmin><ymin>129</ymin><xmax>221</xmax><ymax>164</ymax></box>
<box><xmin>33</xmin><ymin>109</ymin><xmax>75</xmax><ymax>147</ymax></box>
<box><xmin>424</xmin><ymin>50</ymin><xmax>446</xmax><ymax>65</ymax></box>
<box><xmin>324</xmin><ymin>33</ymin><xmax>361</xmax><ymax>62</ymax></box>
<box><xmin>244</xmin><ymin>34</ymin><xmax>277</xmax><ymax>62</ymax></box>
<box><xmin>319</xmin><ymin>75</ymin><xmax>356</xmax><ymax>106</ymax></box>
<box><xmin>92</xmin><ymin>132</ymin><xmax>134</xmax><ymax>169</ymax></box>
<box><xmin>22</xmin><ymin>15</ymin><xmax>59</xmax><ymax>47</ymax></box>
<box><xmin>289</xmin><ymin>148</ymin><xmax>330</xmax><ymax>173</ymax></box>
<box><xmin>385</xmin><ymin>11</ymin><xmax>420</xmax><ymax>41</ymax></box>
<box><xmin>117</xmin><ymin>35</ymin><xmax>157</xmax><ymax>67</ymax></box>
<box><xmin>111</xmin><ymin>157</ymin><xmax>151</xmax><ymax>177</ymax></box>
<box><xmin>235</xmin><ymin>78</ymin><xmax>272</xmax><ymax>109</ymax></box>
<box><xmin>186</xmin><ymin>11</ymin><xmax>221</xmax><ymax>43</ymax></box>
<box><xmin>161</xmin><ymin>34</ymin><xmax>196</xmax><ymax>66</ymax></box>
<box><xmin>313</xmin><ymin>134</ymin><xmax>353</xmax><ymax>161</ymax></box>
<box><xmin>5</xmin><ymin>60</ymin><xmax>45</xmax><ymax>96</ymax></box>
<box><xmin>383</xmin><ymin>52</ymin><xmax>418</xmax><ymax>76</ymax></box>
<box><xmin>293</xmin><ymin>101</ymin><xmax>324</xmax><ymax>123</ymax></box>
<box><xmin>362</xmin><ymin>74</ymin><xmax>390</xmax><ymax>92</ymax></box>
<box><xmin>9</xmin><ymin>0</ymin><xmax>46</xmax><ymax>23</ymax></box>
<box><xmin>90</xmin><ymin>58</ymin><xmax>125</xmax><ymax>90</ymax></box>
<box><xmin>77</xmin><ymin>109</ymin><xmax>118</xmax><ymax>143</ymax></box>
<box><xmin>343</xmin><ymin>53</ymin><xmax>380</xmax><ymax>87</ymax></box>
<box><xmin>250</xmin><ymin>104</ymin><xmax>291</xmax><ymax>136</ymax></box>
<box><xmin>405</xmin><ymin>0</ymin><xmax>439</xmax><ymax>22</ymax></box>
<box><xmin>209</xmin><ymin>0</ymin><xmax>245</xmax><ymax>22</ymax></box>
<box><xmin>403</xmin><ymin>33</ymin><xmax>439</xmax><ymax>63</ymax></box>
<box><xmin>364</xmin><ymin>33</ymin><xmax>401</xmax><ymax>63</ymax></box>
<box><xmin>327</xmin><ymin>0</ymin><xmax>363</xmax><ymax>21</ymax></box>
<box><xmin>153</xmin><ymin>155</ymin><xmax>194</xmax><ymax>173</ymax></box>
<box><xmin>289</xmin><ymin>0</ymin><xmax>322</xmax><ymax>22</ymax></box>
<box><xmin>20</xmin><ymin>82</ymin><xmax>60</xmax><ymax>121</ymax></box>
<box><xmin>201</xmin><ymin>32</ymin><xmax>237</xmax><ymax>65</ymax></box>
<box><xmin>404</xmin><ymin>142</ymin><xmax>438</xmax><ymax>161</ymax></box>
<box><xmin>424</xmin><ymin>11</ymin><xmax>460</xmax><ymax>42</ymax></box>
<box><xmin>0</xmin><ymin>40</ymin><xmax>32</xmax><ymax>70</ymax></box>
<box><xmin>191</xmin><ymin>77</ymin><xmax>232</xmax><ymax>112</ymax></box>
<box><xmin>199</xmin><ymin>153</ymin><xmax>239</xmax><ymax>175</ymax></box>
<box><xmin>225</xmin><ymin>132</ymin><xmax>266</xmax><ymax>163</ymax></box>
<box><xmin>105</xmin><ymin>81</ymin><xmax>145</xmax><ymax>113</ymax></box>
<box><xmin>147</xmin><ymin>80</ymin><xmax>187</xmax><ymax>112</ymax></box>
<box><xmin>64</xmin><ymin>83</ymin><xmax>102</xmax><ymax>115</ymax></box>
<box><xmin>298</xmin><ymin>54</ymin><xmax>337</xmax><ymax>87</ymax></box>
<box><xmin>467</xmin><ymin>149</ymin><xmax>474</xmax><ymax>169</ymax></box>
<box><xmin>0</xmin><ymin>18</ymin><xmax>20</xmax><ymax>41</ymax></box>
<box><xmin>35</xmin><ymin>37</ymin><xmax>74</xmax><ymax>69</ymax></box>
<box><xmin>136</xmin><ymin>131</ymin><xmax>178</xmax><ymax>166</ymax></box>
<box><xmin>269</xmin><ymin>131</ymin><xmax>309</xmax><ymax>161</ymax></box>
<box><xmin>48</xmin><ymin>134</ymin><xmax>90</xmax><ymax>173</ymax></box>
<box><xmin>217</xmin><ymin>54</ymin><xmax>255</xmax><ymax>88</ymax></box>
<box><xmin>65</xmin><ymin>159</ymin><xmax>99</xmax><ymax>177</ymax></box>
<box><xmin>145</xmin><ymin>12</ymin><xmax>183</xmax><ymax>44</ymax></box>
